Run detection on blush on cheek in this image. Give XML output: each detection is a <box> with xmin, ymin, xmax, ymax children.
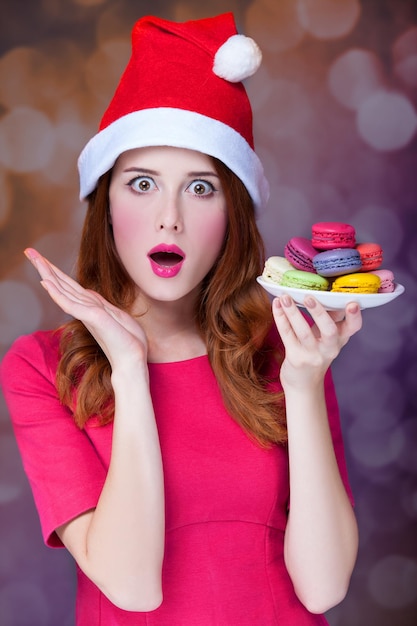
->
<box><xmin>202</xmin><ymin>215</ymin><xmax>228</xmax><ymax>248</ymax></box>
<box><xmin>111</xmin><ymin>211</ymin><xmax>145</xmax><ymax>244</ymax></box>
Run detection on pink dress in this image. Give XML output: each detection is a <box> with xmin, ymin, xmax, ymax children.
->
<box><xmin>0</xmin><ymin>329</ymin><xmax>353</xmax><ymax>625</ymax></box>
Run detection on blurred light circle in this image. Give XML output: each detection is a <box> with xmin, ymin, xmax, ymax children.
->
<box><xmin>246</xmin><ymin>0</ymin><xmax>305</xmax><ymax>54</ymax></box>
<box><xmin>297</xmin><ymin>0</ymin><xmax>361</xmax><ymax>40</ymax></box>
<box><xmin>254</xmin><ymin>79</ymin><xmax>313</xmax><ymax>138</ymax></box>
<box><xmin>250</xmin><ymin>144</ymin><xmax>281</xmax><ymax>216</ymax></box>
<box><xmin>0</xmin><ymin>281</ymin><xmax>43</xmax><ymax>345</ymax></box>
<box><xmin>395</xmin><ymin>55</ymin><xmax>417</xmax><ymax>88</ymax></box>
<box><xmin>396</xmin><ymin>418</ymin><xmax>417</xmax><ymax>474</ymax></box>
<box><xmin>394</xmin><ymin>269</ymin><xmax>417</xmax><ymax>302</ymax></box>
<box><xmin>347</xmin><ymin>421</ymin><xmax>404</xmax><ymax>469</ymax></box>
<box><xmin>393</xmin><ymin>27</ymin><xmax>417</xmax><ymax>87</ymax></box>
<box><xmin>0</xmin><ymin>47</ymin><xmax>44</xmax><ymax>109</ymax></box>
<box><xmin>95</xmin><ymin>2</ymin><xmax>139</xmax><ymax>44</ymax></box>
<box><xmin>41</xmin><ymin>117</ymin><xmax>89</xmax><ymax>188</ymax></box>
<box><xmin>308</xmin><ymin>183</ymin><xmax>350</xmax><ymax>221</ymax></box>
<box><xmin>269</xmin><ymin>184</ymin><xmax>312</xmax><ymax>237</ymax></box>
<box><xmin>0</xmin><ymin>484</ymin><xmax>21</xmax><ymax>504</ymax></box>
<box><xmin>406</xmin><ymin>233</ymin><xmax>417</xmax><ymax>272</ymax></box>
<box><xmin>328</xmin><ymin>49</ymin><xmax>385</xmax><ymax>111</ymax></box>
<box><xmin>37</xmin><ymin>39</ymin><xmax>84</xmax><ymax>105</ymax></box>
<box><xmin>84</xmin><ymin>39</ymin><xmax>131</xmax><ymax>106</ymax></box>
<box><xmin>356</xmin><ymin>91</ymin><xmax>417</xmax><ymax>151</ymax></box>
<box><xmin>405</xmin><ymin>361</ymin><xmax>417</xmax><ymax>400</ymax></box>
<box><xmin>0</xmin><ymin>107</ymin><xmax>55</xmax><ymax>173</ymax></box>
<box><xmin>0</xmin><ymin>42</ymin><xmax>81</xmax><ymax>113</ymax></box>
<box><xmin>353</xmin><ymin>204</ymin><xmax>404</xmax><ymax>264</ymax></box>
<box><xmin>56</xmin><ymin>116</ymin><xmax>91</xmax><ymax>153</ymax></box>
<box><xmin>393</xmin><ymin>26</ymin><xmax>417</xmax><ymax>61</ymax></box>
<box><xmin>343</xmin><ymin>373</ymin><xmax>404</xmax><ymax>421</ymax></box>
<box><xmin>174</xmin><ymin>1</ymin><xmax>241</xmax><ymax>22</ymax></box>
<box><xmin>249</xmin><ymin>66</ymin><xmax>278</xmax><ymax>114</ymax></box>
<box><xmin>368</xmin><ymin>555</ymin><xmax>417</xmax><ymax>609</ymax></box>
<box><xmin>260</xmin><ymin>182</ymin><xmax>313</xmax><ymax>258</ymax></box>
<box><xmin>400</xmin><ymin>478</ymin><xmax>417</xmax><ymax>521</ymax></box>
<box><xmin>358</xmin><ymin>317</ymin><xmax>404</xmax><ymax>359</ymax></box>
<box><xmin>350</xmin><ymin>403</ymin><xmax>403</xmax><ymax>434</ymax></box>
<box><xmin>356</xmin><ymin>483</ymin><xmax>411</xmax><ymax>533</ymax></box>
<box><xmin>32</xmin><ymin>231</ymin><xmax>78</xmax><ymax>276</ymax></box>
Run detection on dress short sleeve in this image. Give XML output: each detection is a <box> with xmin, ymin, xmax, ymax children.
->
<box><xmin>0</xmin><ymin>331</ymin><xmax>107</xmax><ymax>547</ymax></box>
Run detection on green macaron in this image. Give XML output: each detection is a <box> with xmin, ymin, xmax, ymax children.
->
<box><xmin>280</xmin><ymin>269</ymin><xmax>330</xmax><ymax>291</ymax></box>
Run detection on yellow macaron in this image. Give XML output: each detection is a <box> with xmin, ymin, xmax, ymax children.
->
<box><xmin>331</xmin><ymin>273</ymin><xmax>381</xmax><ymax>293</ymax></box>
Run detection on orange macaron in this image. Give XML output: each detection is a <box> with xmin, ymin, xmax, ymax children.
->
<box><xmin>356</xmin><ymin>242</ymin><xmax>383</xmax><ymax>271</ymax></box>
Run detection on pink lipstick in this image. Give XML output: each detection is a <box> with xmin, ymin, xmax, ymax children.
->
<box><xmin>148</xmin><ymin>244</ymin><xmax>185</xmax><ymax>278</ymax></box>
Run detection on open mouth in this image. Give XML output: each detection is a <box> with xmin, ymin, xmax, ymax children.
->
<box><xmin>149</xmin><ymin>251</ymin><xmax>184</xmax><ymax>267</ymax></box>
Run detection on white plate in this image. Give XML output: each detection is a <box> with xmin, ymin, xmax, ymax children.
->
<box><xmin>257</xmin><ymin>276</ymin><xmax>405</xmax><ymax>311</ymax></box>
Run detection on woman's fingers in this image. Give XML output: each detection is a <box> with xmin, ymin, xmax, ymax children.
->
<box><xmin>338</xmin><ymin>302</ymin><xmax>363</xmax><ymax>341</ymax></box>
<box><xmin>273</xmin><ymin>295</ymin><xmax>314</xmax><ymax>349</ymax></box>
<box><xmin>25</xmin><ymin>248</ymin><xmax>110</xmax><ymax>321</ymax></box>
<box><xmin>24</xmin><ymin>249</ymin><xmax>148</xmax><ymax>368</ymax></box>
<box><xmin>39</xmin><ymin>279</ymin><xmax>98</xmax><ymax>319</ymax></box>
<box><xmin>25</xmin><ymin>248</ymin><xmax>87</xmax><ymax>299</ymax></box>
<box><xmin>272</xmin><ymin>294</ymin><xmax>363</xmax><ymax>363</ymax></box>
<box><xmin>273</xmin><ymin>294</ymin><xmax>364</xmax><ymax>389</ymax></box>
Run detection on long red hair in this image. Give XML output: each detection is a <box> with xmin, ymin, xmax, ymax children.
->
<box><xmin>56</xmin><ymin>159</ymin><xmax>287</xmax><ymax>446</ymax></box>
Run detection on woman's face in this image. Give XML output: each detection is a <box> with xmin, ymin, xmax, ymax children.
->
<box><xmin>109</xmin><ymin>146</ymin><xmax>228</xmax><ymax>308</ymax></box>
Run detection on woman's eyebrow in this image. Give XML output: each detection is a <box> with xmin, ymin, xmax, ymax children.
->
<box><xmin>122</xmin><ymin>167</ymin><xmax>160</xmax><ymax>175</ymax></box>
<box><xmin>121</xmin><ymin>167</ymin><xmax>219</xmax><ymax>179</ymax></box>
<box><xmin>188</xmin><ymin>171</ymin><xmax>220</xmax><ymax>178</ymax></box>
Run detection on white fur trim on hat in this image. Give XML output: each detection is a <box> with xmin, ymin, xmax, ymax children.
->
<box><xmin>78</xmin><ymin>107</ymin><xmax>269</xmax><ymax>212</ymax></box>
<box><xmin>213</xmin><ymin>34</ymin><xmax>262</xmax><ymax>83</ymax></box>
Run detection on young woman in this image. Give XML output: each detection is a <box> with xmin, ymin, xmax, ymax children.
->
<box><xmin>1</xmin><ymin>13</ymin><xmax>361</xmax><ymax>625</ymax></box>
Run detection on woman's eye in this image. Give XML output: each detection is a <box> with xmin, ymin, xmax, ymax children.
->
<box><xmin>128</xmin><ymin>176</ymin><xmax>156</xmax><ymax>193</ymax></box>
<box><xmin>187</xmin><ymin>180</ymin><xmax>215</xmax><ymax>196</ymax></box>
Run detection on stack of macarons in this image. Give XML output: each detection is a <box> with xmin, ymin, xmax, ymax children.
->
<box><xmin>262</xmin><ymin>221</ymin><xmax>395</xmax><ymax>294</ymax></box>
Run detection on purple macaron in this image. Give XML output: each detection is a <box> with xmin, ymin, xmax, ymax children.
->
<box><xmin>312</xmin><ymin>248</ymin><xmax>362</xmax><ymax>277</ymax></box>
<box><xmin>284</xmin><ymin>237</ymin><xmax>318</xmax><ymax>273</ymax></box>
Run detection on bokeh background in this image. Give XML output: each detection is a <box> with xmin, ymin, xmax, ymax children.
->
<box><xmin>1</xmin><ymin>1</ymin><xmax>416</xmax><ymax>625</ymax></box>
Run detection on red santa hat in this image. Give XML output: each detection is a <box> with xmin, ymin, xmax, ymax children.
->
<box><xmin>78</xmin><ymin>13</ymin><xmax>269</xmax><ymax>211</ymax></box>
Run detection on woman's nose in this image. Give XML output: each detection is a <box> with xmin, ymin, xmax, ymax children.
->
<box><xmin>156</xmin><ymin>196</ymin><xmax>183</xmax><ymax>232</ymax></box>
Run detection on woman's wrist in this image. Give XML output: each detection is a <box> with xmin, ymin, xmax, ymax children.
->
<box><xmin>280</xmin><ymin>369</ymin><xmax>327</xmax><ymax>395</ymax></box>
<box><xmin>110</xmin><ymin>360</ymin><xmax>150</xmax><ymax>389</ymax></box>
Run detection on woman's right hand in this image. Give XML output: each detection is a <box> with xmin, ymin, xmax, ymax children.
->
<box><xmin>24</xmin><ymin>248</ymin><xmax>165</xmax><ymax>610</ymax></box>
<box><xmin>24</xmin><ymin>248</ymin><xmax>148</xmax><ymax>372</ymax></box>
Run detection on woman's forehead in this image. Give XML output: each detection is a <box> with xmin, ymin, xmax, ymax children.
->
<box><xmin>113</xmin><ymin>146</ymin><xmax>215</xmax><ymax>172</ymax></box>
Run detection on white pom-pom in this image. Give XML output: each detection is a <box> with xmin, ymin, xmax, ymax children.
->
<box><xmin>213</xmin><ymin>34</ymin><xmax>262</xmax><ymax>83</ymax></box>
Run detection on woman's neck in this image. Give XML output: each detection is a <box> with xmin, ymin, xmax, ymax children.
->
<box><xmin>132</xmin><ymin>294</ymin><xmax>207</xmax><ymax>363</ymax></box>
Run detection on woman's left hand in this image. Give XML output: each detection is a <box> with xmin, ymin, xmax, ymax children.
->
<box><xmin>272</xmin><ymin>294</ymin><xmax>362</xmax><ymax>389</ymax></box>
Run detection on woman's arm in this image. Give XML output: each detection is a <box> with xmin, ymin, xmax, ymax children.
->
<box><xmin>25</xmin><ymin>249</ymin><xmax>165</xmax><ymax>612</ymax></box>
<box><xmin>273</xmin><ymin>294</ymin><xmax>361</xmax><ymax>614</ymax></box>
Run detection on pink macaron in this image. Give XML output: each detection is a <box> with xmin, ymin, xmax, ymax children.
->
<box><xmin>311</xmin><ymin>222</ymin><xmax>356</xmax><ymax>250</ymax></box>
<box><xmin>284</xmin><ymin>237</ymin><xmax>318</xmax><ymax>273</ymax></box>
<box><xmin>370</xmin><ymin>269</ymin><xmax>395</xmax><ymax>293</ymax></box>
<box><xmin>356</xmin><ymin>242</ymin><xmax>383</xmax><ymax>271</ymax></box>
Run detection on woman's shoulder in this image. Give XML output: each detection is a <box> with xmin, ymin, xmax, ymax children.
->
<box><xmin>0</xmin><ymin>328</ymin><xmax>62</xmax><ymax>386</ymax></box>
